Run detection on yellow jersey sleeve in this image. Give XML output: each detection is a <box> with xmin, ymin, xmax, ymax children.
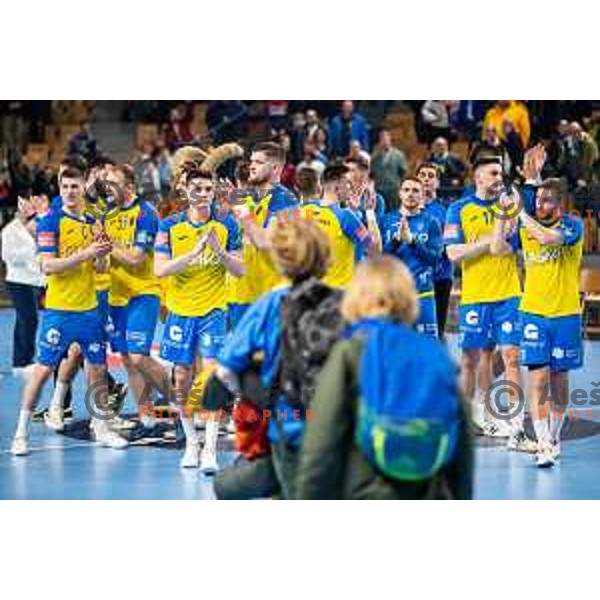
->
<box><xmin>37</xmin><ymin>210</ymin><xmax>97</xmax><ymax>312</ymax></box>
<box><xmin>444</xmin><ymin>196</ymin><xmax>521</xmax><ymax>304</ymax></box>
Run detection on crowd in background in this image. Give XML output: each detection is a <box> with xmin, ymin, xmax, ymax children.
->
<box><xmin>2</xmin><ymin>100</ymin><xmax>600</xmax><ymax>226</ymax></box>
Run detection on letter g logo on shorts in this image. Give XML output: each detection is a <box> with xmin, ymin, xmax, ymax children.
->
<box><xmin>524</xmin><ymin>323</ymin><xmax>539</xmax><ymax>341</ymax></box>
<box><xmin>466</xmin><ymin>310</ymin><xmax>479</xmax><ymax>326</ymax></box>
<box><xmin>169</xmin><ymin>325</ymin><xmax>183</xmax><ymax>343</ymax></box>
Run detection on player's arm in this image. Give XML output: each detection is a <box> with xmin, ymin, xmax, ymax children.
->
<box><xmin>41</xmin><ymin>243</ymin><xmax>110</xmax><ymax>275</ymax></box>
<box><xmin>154</xmin><ymin>230</ymin><xmax>208</xmax><ymax>278</ymax></box>
<box><xmin>446</xmin><ymin>239</ymin><xmax>492</xmax><ymax>263</ymax></box>
<box><xmin>37</xmin><ymin>215</ymin><xmax>111</xmax><ymax>275</ymax></box>
<box><xmin>364</xmin><ymin>208</ymin><xmax>382</xmax><ymax>254</ymax></box>
<box><xmin>111</xmin><ymin>243</ymin><xmax>147</xmax><ymax>267</ymax></box>
<box><xmin>444</xmin><ymin>203</ymin><xmax>491</xmax><ymax>264</ymax></box>
<box><xmin>410</xmin><ymin>217</ymin><xmax>443</xmax><ymax>265</ymax></box>
<box><xmin>490</xmin><ymin>216</ymin><xmax>516</xmax><ymax>256</ymax></box>
<box><xmin>113</xmin><ymin>204</ymin><xmax>158</xmax><ymax>267</ymax></box>
<box><xmin>210</xmin><ymin>243</ymin><xmax>245</xmax><ymax>277</ymax></box>
<box><xmin>340</xmin><ymin>207</ymin><xmax>377</xmax><ymax>258</ymax></box>
<box><xmin>206</xmin><ymin>221</ymin><xmax>245</xmax><ymax>277</ymax></box>
<box><xmin>518</xmin><ymin>211</ymin><xmax>580</xmax><ymax>246</ymax></box>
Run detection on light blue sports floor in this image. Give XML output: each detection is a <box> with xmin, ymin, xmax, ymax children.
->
<box><xmin>2</xmin><ymin>308</ymin><xmax>600</xmax><ymax>500</ymax></box>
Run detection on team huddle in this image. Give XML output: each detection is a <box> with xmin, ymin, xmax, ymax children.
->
<box><xmin>10</xmin><ymin>139</ymin><xmax>584</xmax><ymax>472</ymax></box>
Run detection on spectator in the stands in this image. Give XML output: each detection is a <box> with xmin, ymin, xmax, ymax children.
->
<box><xmin>133</xmin><ymin>142</ymin><xmax>162</xmax><ymax>202</ymax></box>
<box><xmin>206</xmin><ymin>100</ymin><xmax>248</xmax><ymax>145</ymax></box>
<box><xmin>8</xmin><ymin>153</ymin><xmax>33</xmax><ymax>202</ymax></box>
<box><xmin>296</xmin><ymin>139</ymin><xmax>327</xmax><ymax>177</ymax></box>
<box><xmin>305</xmin><ymin>109</ymin><xmax>327</xmax><ymax>146</ymax></box>
<box><xmin>483</xmin><ymin>101</ymin><xmax>531</xmax><ymax>149</ymax></box>
<box><xmin>329</xmin><ymin>101</ymin><xmax>371</xmax><ymax>158</ymax></box>
<box><xmin>68</xmin><ymin>122</ymin><xmax>97</xmax><ymax>161</ymax></box>
<box><xmin>289</xmin><ymin>112</ymin><xmax>307</xmax><ymax>164</ymax></box>
<box><xmin>371</xmin><ymin>129</ymin><xmax>408</xmax><ymax>210</ymax></box>
<box><xmin>564</xmin><ymin>121</ymin><xmax>599</xmax><ymax>189</ymax></box>
<box><xmin>545</xmin><ymin>119</ymin><xmax>570</xmax><ymax>178</ymax></box>
<box><xmin>421</xmin><ymin>100</ymin><xmax>452</xmax><ymax>144</ymax></box>
<box><xmin>1</xmin><ymin>196</ymin><xmax>45</xmax><ymax>377</ymax></box>
<box><xmin>272</xmin><ymin>131</ymin><xmax>297</xmax><ymax>190</ymax></box>
<box><xmin>451</xmin><ymin>101</ymin><xmax>489</xmax><ymax>140</ymax></box>
<box><xmin>479</xmin><ymin>124</ymin><xmax>513</xmax><ymax>175</ymax></box>
<box><xmin>0</xmin><ymin>101</ymin><xmax>27</xmax><ymax>151</ymax></box>
<box><xmin>427</xmin><ymin>137</ymin><xmax>466</xmax><ymax>191</ymax></box>
<box><xmin>266</xmin><ymin>101</ymin><xmax>289</xmax><ymax>134</ymax></box>
<box><xmin>347</xmin><ymin>140</ymin><xmax>369</xmax><ymax>163</ymax></box>
<box><xmin>164</xmin><ymin>103</ymin><xmax>194</xmax><ymax>151</ymax></box>
<box><xmin>155</xmin><ymin>143</ymin><xmax>173</xmax><ymax>196</ymax></box>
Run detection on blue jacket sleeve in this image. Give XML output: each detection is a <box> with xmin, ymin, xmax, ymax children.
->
<box><xmin>412</xmin><ymin>217</ymin><xmax>442</xmax><ymax>265</ymax></box>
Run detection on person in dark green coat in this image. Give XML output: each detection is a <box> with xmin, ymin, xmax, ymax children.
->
<box><xmin>295</xmin><ymin>256</ymin><xmax>473</xmax><ymax>500</ymax></box>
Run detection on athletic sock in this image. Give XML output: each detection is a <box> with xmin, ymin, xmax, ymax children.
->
<box><xmin>532</xmin><ymin>418</ymin><xmax>551</xmax><ymax>446</ymax></box>
<box><xmin>15</xmin><ymin>409</ymin><xmax>31</xmax><ymax>438</ymax></box>
<box><xmin>179</xmin><ymin>412</ymin><xmax>200</xmax><ymax>447</ymax></box>
<box><xmin>50</xmin><ymin>381</ymin><xmax>70</xmax><ymax>411</ymax></box>
<box><xmin>549</xmin><ymin>411</ymin><xmax>564</xmax><ymax>444</ymax></box>
<box><xmin>203</xmin><ymin>415</ymin><xmax>219</xmax><ymax>455</ymax></box>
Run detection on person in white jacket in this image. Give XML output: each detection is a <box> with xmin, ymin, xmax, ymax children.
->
<box><xmin>1</xmin><ymin>198</ymin><xmax>45</xmax><ymax>376</ymax></box>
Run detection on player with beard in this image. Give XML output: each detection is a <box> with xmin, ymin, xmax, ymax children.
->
<box><xmin>227</xmin><ymin>142</ymin><xmax>298</xmax><ymax>325</ymax></box>
<box><xmin>507</xmin><ymin>179</ymin><xmax>583</xmax><ymax>467</ymax></box>
<box><xmin>382</xmin><ymin>177</ymin><xmax>442</xmax><ymax>337</ymax></box>
<box><xmin>444</xmin><ymin>152</ymin><xmax>528</xmax><ymax>449</ymax></box>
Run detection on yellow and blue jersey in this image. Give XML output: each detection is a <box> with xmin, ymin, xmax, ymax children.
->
<box><xmin>300</xmin><ymin>200</ymin><xmax>371</xmax><ymax>288</ymax></box>
<box><xmin>50</xmin><ymin>195</ymin><xmax>111</xmax><ymax>293</ymax></box>
<box><xmin>230</xmin><ymin>184</ymin><xmax>298</xmax><ymax>305</ymax></box>
<box><xmin>382</xmin><ymin>210</ymin><xmax>442</xmax><ymax>294</ymax></box>
<box><xmin>104</xmin><ymin>197</ymin><xmax>160</xmax><ymax>305</ymax></box>
<box><xmin>37</xmin><ymin>208</ymin><xmax>97</xmax><ymax>312</ymax></box>
<box><xmin>444</xmin><ymin>194</ymin><xmax>521</xmax><ymax>304</ymax></box>
<box><xmin>155</xmin><ymin>207</ymin><xmax>241</xmax><ymax>317</ymax></box>
<box><xmin>519</xmin><ymin>214</ymin><xmax>583</xmax><ymax>317</ymax></box>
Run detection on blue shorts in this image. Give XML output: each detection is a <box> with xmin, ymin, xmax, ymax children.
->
<box><xmin>228</xmin><ymin>302</ymin><xmax>250</xmax><ymax>331</ymax></box>
<box><xmin>36</xmin><ymin>309</ymin><xmax>106</xmax><ymax>367</ymax></box>
<box><xmin>520</xmin><ymin>312</ymin><xmax>583</xmax><ymax>372</ymax></box>
<box><xmin>459</xmin><ymin>297</ymin><xmax>521</xmax><ymax>350</ymax></box>
<box><xmin>160</xmin><ymin>309</ymin><xmax>227</xmax><ymax>365</ymax></box>
<box><xmin>416</xmin><ymin>293</ymin><xmax>438</xmax><ymax>337</ymax></box>
<box><xmin>96</xmin><ymin>290</ymin><xmax>110</xmax><ymax>340</ymax></box>
<box><xmin>108</xmin><ymin>294</ymin><xmax>160</xmax><ymax>355</ymax></box>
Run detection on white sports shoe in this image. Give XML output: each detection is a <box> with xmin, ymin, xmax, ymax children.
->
<box><xmin>93</xmin><ymin>425</ymin><xmax>129</xmax><ymax>449</ymax></box>
<box><xmin>44</xmin><ymin>407</ymin><xmax>65</xmax><ymax>432</ymax></box>
<box><xmin>180</xmin><ymin>443</ymin><xmax>200</xmax><ymax>468</ymax></box>
<box><xmin>536</xmin><ymin>443</ymin><xmax>556</xmax><ymax>468</ymax></box>
<box><xmin>11</xmin><ymin>436</ymin><xmax>29</xmax><ymax>456</ymax></box>
<box><xmin>551</xmin><ymin>440</ymin><xmax>561</xmax><ymax>460</ymax></box>
<box><xmin>199</xmin><ymin>449</ymin><xmax>219</xmax><ymax>475</ymax></box>
<box><xmin>507</xmin><ymin>430</ymin><xmax>538</xmax><ymax>453</ymax></box>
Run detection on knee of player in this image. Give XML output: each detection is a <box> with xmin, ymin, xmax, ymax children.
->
<box><xmin>173</xmin><ymin>365</ymin><xmax>193</xmax><ymax>388</ymax></box>
<box><xmin>127</xmin><ymin>353</ymin><xmax>146</xmax><ymax>369</ymax></box>
<box><xmin>501</xmin><ymin>346</ymin><xmax>520</xmax><ymax>369</ymax></box>
<box><xmin>67</xmin><ymin>343</ymin><xmax>82</xmax><ymax>360</ymax></box>
<box><xmin>461</xmin><ymin>350</ymin><xmax>480</xmax><ymax>371</ymax></box>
